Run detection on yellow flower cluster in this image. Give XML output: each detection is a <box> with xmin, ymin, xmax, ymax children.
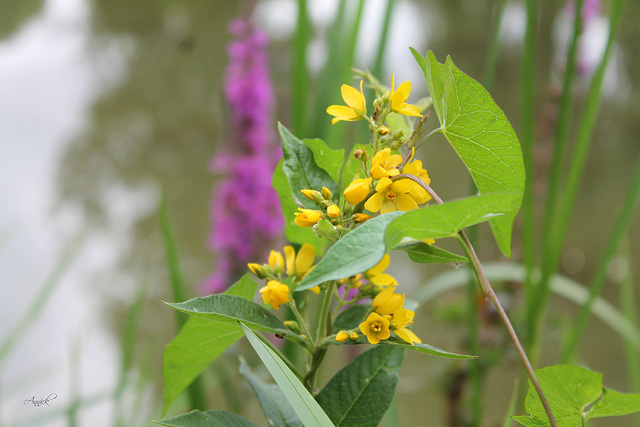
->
<box><xmin>360</xmin><ymin>285</ymin><xmax>421</xmax><ymax>345</ymax></box>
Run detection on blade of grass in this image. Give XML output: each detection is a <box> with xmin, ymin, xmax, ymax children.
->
<box><xmin>527</xmin><ymin>0</ymin><xmax>628</xmax><ymax>358</ymax></box>
<box><xmin>561</xmin><ymin>158</ymin><xmax>640</xmax><ymax>362</ymax></box>
<box><xmin>481</xmin><ymin>0</ymin><xmax>508</xmax><ymax>92</ymax></box>
<box><xmin>502</xmin><ymin>379</ymin><xmax>520</xmax><ymax>427</ymax></box>
<box><xmin>619</xmin><ymin>239</ymin><xmax>640</xmax><ymax>426</ymax></box>
<box><xmin>371</xmin><ymin>0</ymin><xmax>396</xmax><ymax>83</ymax></box>
<box><xmin>541</xmin><ymin>0</ymin><xmax>584</xmax><ymax>245</ymax></box>
<box><xmin>0</xmin><ymin>235</ymin><xmax>84</xmax><ymax>363</ymax></box>
<box><xmin>114</xmin><ymin>280</ymin><xmax>146</xmax><ymax>427</ymax></box>
<box><xmin>414</xmin><ymin>263</ymin><xmax>640</xmax><ymax>353</ymax></box>
<box><xmin>292</xmin><ymin>0</ymin><xmax>311</xmax><ymax>137</ymax></box>
<box><xmin>310</xmin><ymin>0</ymin><xmax>347</xmax><ymax>139</ymax></box>
<box><xmin>158</xmin><ymin>191</ymin><xmax>207</xmax><ymax>411</ymax></box>
<box><xmin>521</xmin><ymin>0</ymin><xmax>537</xmax><ymax>311</ymax></box>
<box><xmin>324</xmin><ymin>0</ymin><xmax>366</xmax><ymax>149</ymax></box>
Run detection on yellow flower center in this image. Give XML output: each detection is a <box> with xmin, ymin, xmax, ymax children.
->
<box><xmin>372</xmin><ymin>321</ymin><xmax>383</xmax><ymax>332</ymax></box>
<box><xmin>386</xmin><ymin>192</ymin><xmax>397</xmax><ymax>202</ymax></box>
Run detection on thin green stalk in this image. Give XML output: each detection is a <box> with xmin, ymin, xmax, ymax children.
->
<box><xmin>254</xmin><ymin>332</ymin><xmax>305</xmax><ymax>382</ymax></box>
<box><xmin>466</xmin><ymin>225</ymin><xmax>482</xmax><ymax>426</ymax></box>
<box><xmin>561</xmin><ymin>159</ymin><xmax>640</xmax><ymax>363</ymax></box>
<box><xmin>619</xmin><ymin>240</ymin><xmax>640</xmax><ymax>426</ymax></box>
<box><xmin>521</xmin><ymin>0</ymin><xmax>537</xmax><ymax>310</ymax></box>
<box><xmin>371</xmin><ymin>0</ymin><xmax>396</xmax><ymax>82</ymax></box>
<box><xmin>541</xmin><ymin>0</ymin><xmax>584</xmax><ymax>245</ymax></box>
<box><xmin>527</xmin><ymin>0</ymin><xmax>627</xmax><ymax>359</ymax></box>
<box><xmin>315</xmin><ymin>281</ymin><xmax>336</xmax><ymax>346</ymax></box>
<box><xmin>502</xmin><ymin>380</ymin><xmax>520</xmax><ymax>427</ymax></box>
<box><xmin>157</xmin><ymin>191</ymin><xmax>207</xmax><ymax>411</ymax></box>
<box><xmin>293</xmin><ymin>0</ymin><xmax>310</xmax><ymax>136</ymax></box>
<box><xmin>417</xmin><ymin>182</ymin><xmax>556</xmax><ymax>426</ymax></box>
<box><xmin>481</xmin><ymin>0</ymin><xmax>509</xmax><ymax>92</ymax></box>
<box><xmin>113</xmin><ymin>280</ymin><xmax>146</xmax><ymax>427</ymax></box>
<box><xmin>0</xmin><ymin>235</ymin><xmax>83</xmax><ymax>363</ymax></box>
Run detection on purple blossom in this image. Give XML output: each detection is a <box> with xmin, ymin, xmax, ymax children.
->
<box><xmin>201</xmin><ymin>19</ymin><xmax>283</xmax><ymax>294</ymax></box>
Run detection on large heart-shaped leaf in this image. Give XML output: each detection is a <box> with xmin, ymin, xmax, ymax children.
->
<box><xmin>411</xmin><ymin>49</ymin><xmax>525</xmax><ymax>257</ymax></box>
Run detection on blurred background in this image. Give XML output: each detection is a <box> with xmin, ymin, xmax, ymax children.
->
<box><xmin>1</xmin><ymin>0</ymin><xmax>639</xmax><ymax>426</ymax></box>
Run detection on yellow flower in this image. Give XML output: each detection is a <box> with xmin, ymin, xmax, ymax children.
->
<box><xmin>336</xmin><ymin>331</ymin><xmax>349</xmax><ymax>343</ymax></box>
<box><xmin>283</xmin><ymin>244</ymin><xmax>315</xmax><ymax>279</ymax></box>
<box><xmin>326</xmin><ymin>80</ymin><xmax>367</xmax><ymax>124</ymax></box>
<box><xmin>389</xmin><ymin>74</ymin><xmax>422</xmax><ymax>117</ymax></box>
<box><xmin>364</xmin><ymin>177</ymin><xmax>420</xmax><ymax>214</ymax></box>
<box><xmin>359</xmin><ymin>312</ymin><xmax>391</xmax><ymax>344</ymax></box>
<box><xmin>354</xmin><ymin>213</ymin><xmax>371</xmax><ymax>222</ymax></box>
<box><xmin>268</xmin><ymin>250</ymin><xmax>285</xmax><ymax>273</ymax></box>
<box><xmin>372</xmin><ymin>285</ymin><xmax>405</xmax><ymax>315</ymax></box>
<box><xmin>247</xmin><ymin>263</ymin><xmax>265</xmax><ymax>278</ymax></box>
<box><xmin>344</xmin><ymin>177</ymin><xmax>373</xmax><ymax>205</ymax></box>
<box><xmin>293</xmin><ymin>208</ymin><xmax>323</xmax><ymax>227</ymax></box>
<box><xmin>370</xmin><ymin>148</ymin><xmax>402</xmax><ymax>180</ymax></box>
<box><xmin>365</xmin><ymin>254</ymin><xmax>398</xmax><ymax>287</ymax></box>
<box><xmin>301</xmin><ymin>189</ymin><xmax>322</xmax><ymax>202</ymax></box>
<box><xmin>391</xmin><ymin>308</ymin><xmax>421</xmax><ymax>345</ymax></box>
<box><xmin>310</xmin><ymin>286</ymin><xmax>321</xmax><ymax>294</ymax></box>
<box><xmin>327</xmin><ymin>204</ymin><xmax>340</xmax><ymax>218</ymax></box>
<box><xmin>401</xmin><ymin>153</ymin><xmax>432</xmax><ymax>205</ymax></box>
<box><xmin>259</xmin><ymin>280</ymin><xmax>290</xmax><ymax>310</ymax></box>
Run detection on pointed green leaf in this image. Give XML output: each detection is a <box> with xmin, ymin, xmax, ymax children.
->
<box><xmin>272</xmin><ymin>160</ymin><xmax>327</xmax><ymax>253</ymax></box>
<box><xmin>380</xmin><ymin>338</ymin><xmax>476</xmax><ymax>359</ymax></box>
<box><xmin>332</xmin><ymin>305</ymin><xmax>370</xmax><ymax>334</ymax></box>
<box><xmin>303</xmin><ymin>138</ymin><xmax>344</xmax><ymax>187</ymax></box>
<box><xmin>278</xmin><ymin>123</ymin><xmax>339</xmax><ymax>209</ymax></box>
<box><xmin>297</xmin><ymin>212</ymin><xmax>405</xmax><ymax>291</ymax></box>
<box><xmin>398</xmin><ymin>242</ymin><xmax>469</xmax><ymax>264</ymax></box>
<box><xmin>316</xmin><ymin>346</ymin><xmax>405</xmax><ymax>426</ymax></box>
<box><xmin>241</xmin><ymin>323</ymin><xmax>335</xmax><ymax>427</ymax></box>
<box><xmin>385</xmin><ymin>193</ymin><xmax>520</xmax><ymax>250</ymax></box>
<box><xmin>239</xmin><ymin>359</ymin><xmax>302</xmax><ymax>427</ymax></box>
<box><xmin>411</xmin><ymin>49</ymin><xmax>525</xmax><ymax>257</ymax></box>
<box><xmin>162</xmin><ymin>275</ymin><xmax>257</xmax><ymax>413</ymax></box>
<box><xmin>164</xmin><ymin>295</ymin><xmax>298</xmax><ymax>340</ymax></box>
<box><xmin>513</xmin><ymin>365</ymin><xmax>640</xmax><ymax>426</ymax></box>
<box><xmin>154</xmin><ymin>410</ymin><xmax>260</xmax><ymax>427</ymax></box>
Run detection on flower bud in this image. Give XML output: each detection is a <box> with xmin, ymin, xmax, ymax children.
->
<box><xmin>321</xmin><ymin>186</ymin><xmax>333</xmax><ymax>200</ymax></box>
<box><xmin>336</xmin><ymin>331</ymin><xmax>349</xmax><ymax>343</ymax></box>
<box><xmin>349</xmin><ymin>332</ymin><xmax>359</xmax><ymax>341</ymax></box>
<box><xmin>378</xmin><ymin>126</ymin><xmax>390</xmax><ymax>135</ymax></box>
<box><xmin>327</xmin><ymin>204</ymin><xmax>340</xmax><ymax>219</ymax></box>
<box><xmin>284</xmin><ymin>320</ymin><xmax>302</xmax><ymax>334</ymax></box>
<box><xmin>390</xmin><ymin>139</ymin><xmax>403</xmax><ymax>150</ymax></box>
<box><xmin>247</xmin><ymin>263</ymin><xmax>266</xmax><ymax>279</ymax></box>
<box><xmin>353</xmin><ymin>213</ymin><xmax>371</xmax><ymax>222</ymax></box>
<box><xmin>301</xmin><ymin>189</ymin><xmax>323</xmax><ymax>202</ymax></box>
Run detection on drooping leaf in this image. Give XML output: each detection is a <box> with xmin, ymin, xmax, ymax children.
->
<box><xmin>241</xmin><ymin>323</ymin><xmax>335</xmax><ymax>427</ymax></box>
<box><xmin>316</xmin><ymin>346</ymin><xmax>405</xmax><ymax>426</ymax></box>
<box><xmin>385</xmin><ymin>193</ymin><xmax>520</xmax><ymax>250</ymax></box>
<box><xmin>239</xmin><ymin>359</ymin><xmax>302</xmax><ymax>427</ymax></box>
<box><xmin>513</xmin><ymin>365</ymin><xmax>640</xmax><ymax>426</ymax></box>
<box><xmin>162</xmin><ymin>275</ymin><xmax>256</xmax><ymax>413</ymax></box>
<box><xmin>380</xmin><ymin>338</ymin><xmax>476</xmax><ymax>359</ymax></box>
<box><xmin>278</xmin><ymin>123</ymin><xmax>339</xmax><ymax>209</ymax></box>
<box><xmin>296</xmin><ymin>212</ymin><xmax>405</xmax><ymax>291</ymax></box>
<box><xmin>154</xmin><ymin>409</ymin><xmax>260</xmax><ymax>427</ymax></box>
<box><xmin>164</xmin><ymin>295</ymin><xmax>300</xmax><ymax>341</ymax></box>
<box><xmin>411</xmin><ymin>49</ymin><xmax>525</xmax><ymax>257</ymax></box>
<box><xmin>272</xmin><ymin>160</ymin><xmax>327</xmax><ymax>254</ymax></box>
<box><xmin>398</xmin><ymin>242</ymin><xmax>469</xmax><ymax>264</ymax></box>
<box><xmin>303</xmin><ymin>138</ymin><xmax>344</xmax><ymax>188</ymax></box>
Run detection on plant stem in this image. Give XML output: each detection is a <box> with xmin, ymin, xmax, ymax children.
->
<box><xmin>315</xmin><ymin>281</ymin><xmax>337</xmax><ymax>346</ymax></box>
<box><xmin>409</xmin><ymin>178</ymin><xmax>557</xmax><ymax>426</ymax></box>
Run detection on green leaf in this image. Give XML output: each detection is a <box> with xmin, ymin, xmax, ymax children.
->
<box><xmin>241</xmin><ymin>323</ymin><xmax>335</xmax><ymax>427</ymax></box>
<box><xmin>154</xmin><ymin>409</ymin><xmax>260</xmax><ymax>427</ymax></box>
<box><xmin>398</xmin><ymin>242</ymin><xmax>469</xmax><ymax>264</ymax></box>
<box><xmin>513</xmin><ymin>365</ymin><xmax>640</xmax><ymax>426</ymax></box>
<box><xmin>296</xmin><ymin>211</ymin><xmax>405</xmax><ymax>291</ymax></box>
<box><xmin>316</xmin><ymin>346</ymin><xmax>405</xmax><ymax>426</ymax></box>
<box><xmin>162</xmin><ymin>275</ymin><xmax>257</xmax><ymax>413</ymax></box>
<box><xmin>239</xmin><ymin>359</ymin><xmax>302</xmax><ymax>427</ymax></box>
<box><xmin>385</xmin><ymin>193</ymin><xmax>520</xmax><ymax>250</ymax></box>
<box><xmin>331</xmin><ymin>306</ymin><xmax>475</xmax><ymax>359</ymax></box>
<box><xmin>411</xmin><ymin>49</ymin><xmax>525</xmax><ymax>257</ymax></box>
<box><xmin>278</xmin><ymin>123</ymin><xmax>339</xmax><ymax>209</ymax></box>
<box><xmin>164</xmin><ymin>295</ymin><xmax>298</xmax><ymax>340</ymax></box>
<box><xmin>272</xmin><ymin>160</ymin><xmax>327</xmax><ymax>254</ymax></box>
<box><xmin>303</xmin><ymin>138</ymin><xmax>344</xmax><ymax>188</ymax></box>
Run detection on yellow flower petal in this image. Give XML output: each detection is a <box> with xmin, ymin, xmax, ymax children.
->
<box><xmin>344</xmin><ymin>177</ymin><xmax>372</xmax><ymax>205</ymax></box>
<box><xmin>368</xmin><ymin>254</ymin><xmax>390</xmax><ymax>275</ymax></box>
<box><xmin>327</xmin><ymin>105</ymin><xmax>361</xmax><ymax>123</ymax></box>
<box><xmin>369</xmin><ymin>273</ymin><xmax>398</xmax><ymax>287</ymax></box>
<box><xmin>394</xmin><ymin>327</ymin><xmax>421</xmax><ymax>345</ymax></box>
<box><xmin>268</xmin><ymin>250</ymin><xmax>284</xmax><ymax>272</ymax></box>
<box><xmin>397</xmin><ymin>103</ymin><xmax>422</xmax><ymax>117</ymax></box>
<box><xmin>380</xmin><ymin>200</ymin><xmax>397</xmax><ymax>214</ymax></box>
<box><xmin>284</xmin><ymin>246</ymin><xmax>296</xmax><ymax>276</ymax></box>
<box><xmin>364</xmin><ymin>192</ymin><xmax>384</xmax><ymax>213</ymax></box>
<box><xmin>341</xmin><ymin>81</ymin><xmax>365</xmax><ymax>113</ymax></box>
<box><xmin>395</xmin><ymin>193</ymin><xmax>419</xmax><ymax>211</ymax></box>
<box><xmin>295</xmin><ymin>243</ymin><xmax>315</xmax><ymax>274</ymax></box>
<box><xmin>359</xmin><ymin>312</ymin><xmax>391</xmax><ymax>345</ymax></box>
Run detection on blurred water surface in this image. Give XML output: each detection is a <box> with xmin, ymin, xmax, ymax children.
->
<box><xmin>1</xmin><ymin>0</ymin><xmax>639</xmax><ymax>426</ymax></box>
